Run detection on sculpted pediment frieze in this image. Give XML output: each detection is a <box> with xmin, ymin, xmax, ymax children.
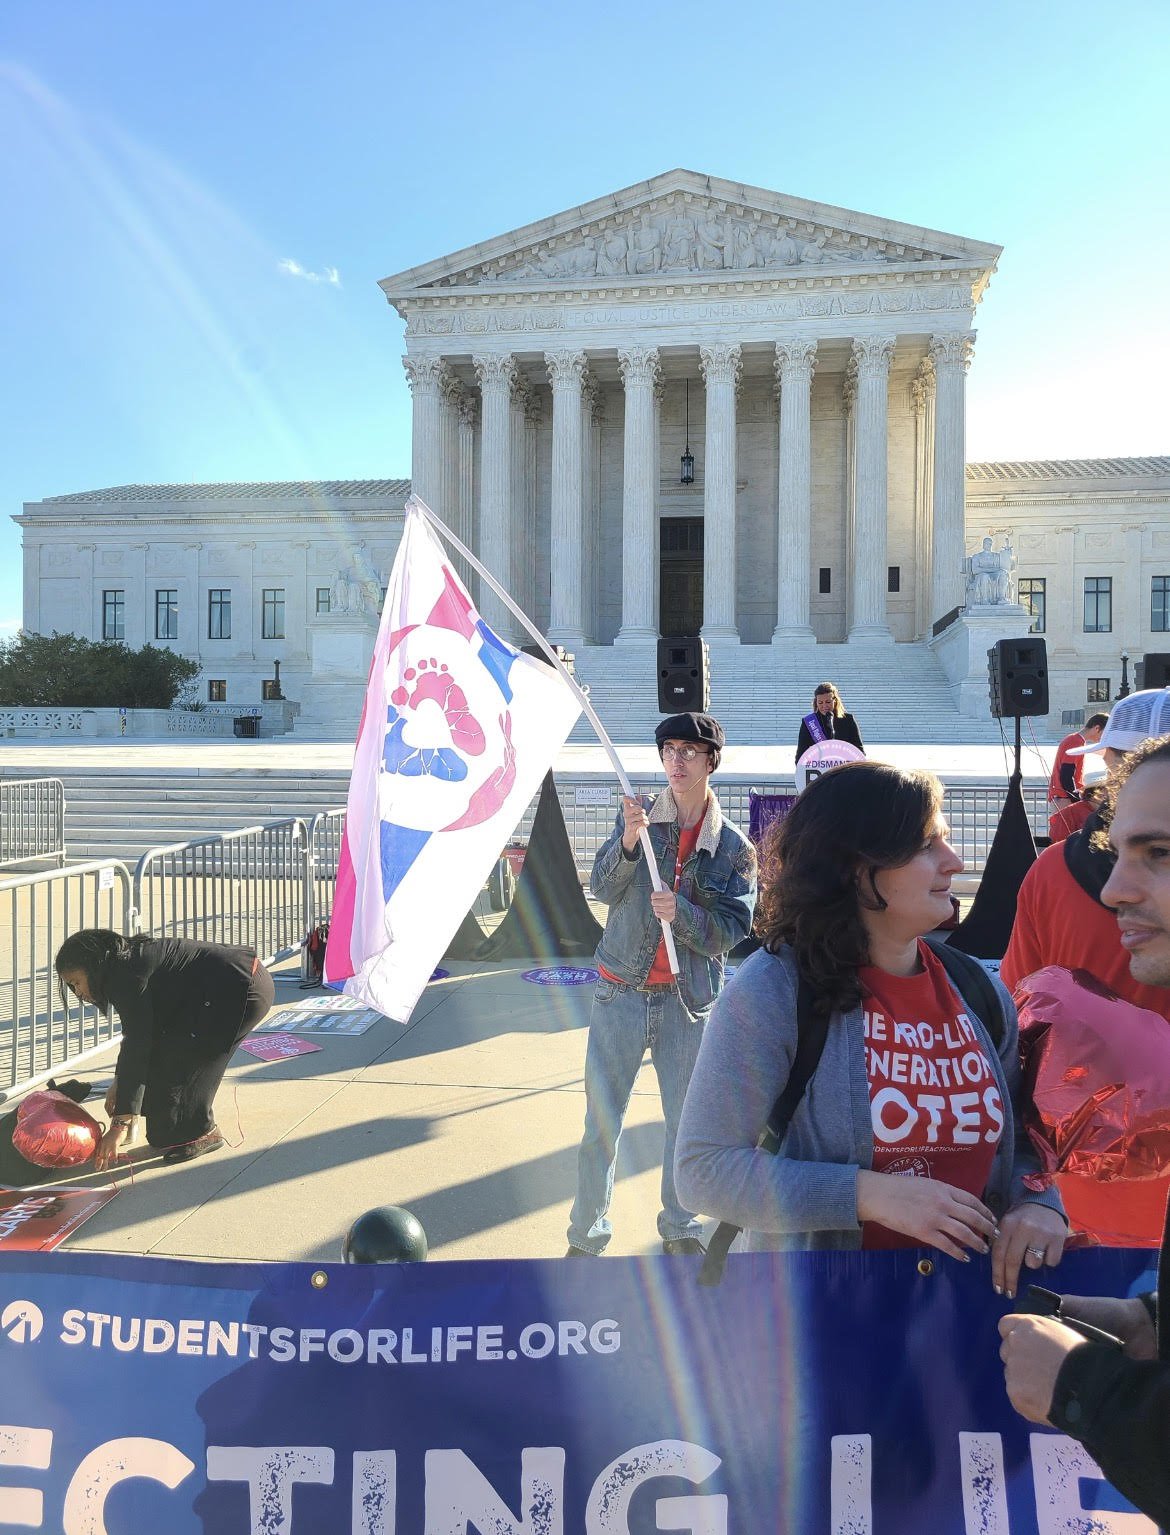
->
<box><xmin>421</xmin><ymin>200</ymin><xmax>960</xmax><ymax>290</ymax></box>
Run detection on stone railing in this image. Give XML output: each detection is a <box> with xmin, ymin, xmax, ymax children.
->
<box><xmin>1</xmin><ymin>701</ymin><xmax>300</xmax><ymax>739</ymax></box>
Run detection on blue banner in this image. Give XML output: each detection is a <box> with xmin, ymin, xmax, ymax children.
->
<box><xmin>0</xmin><ymin>1247</ymin><xmax>1157</xmax><ymax>1533</ymax></box>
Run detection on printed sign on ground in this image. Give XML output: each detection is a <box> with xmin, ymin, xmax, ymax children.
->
<box><xmin>238</xmin><ymin>1035</ymin><xmax>324</xmax><ymax>1063</ymax></box>
<box><xmin>520</xmin><ymin>966</ymin><xmax>600</xmax><ymax>987</ymax></box>
<box><xmin>0</xmin><ymin>1187</ymin><xmax>116</xmax><ymax>1252</ymax></box>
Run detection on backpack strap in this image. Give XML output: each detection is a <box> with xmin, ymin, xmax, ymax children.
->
<box><xmin>698</xmin><ymin>972</ymin><xmax>829</xmax><ymax>1287</ymax></box>
<box><xmin>922</xmin><ymin>935</ymin><xmax>1005</xmax><ymax>1051</ymax></box>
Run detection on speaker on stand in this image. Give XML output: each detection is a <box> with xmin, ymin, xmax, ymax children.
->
<box><xmin>657</xmin><ymin>636</ymin><xmax>710</xmax><ymax>713</ymax></box>
<box><xmin>1139</xmin><ymin>653</ymin><xmax>1170</xmax><ymax>691</ymax></box>
<box><xmin>988</xmin><ymin>637</ymin><xmax>1049</xmax><ymax>783</ymax></box>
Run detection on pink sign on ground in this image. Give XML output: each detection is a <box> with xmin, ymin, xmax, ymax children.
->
<box><xmin>238</xmin><ymin>1035</ymin><xmax>324</xmax><ymax>1063</ymax></box>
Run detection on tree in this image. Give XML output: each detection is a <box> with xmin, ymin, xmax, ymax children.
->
<box><xmin>0</xmin><ymin>632</ymin><xmax>200</xmax><ymax>709</ymax></box>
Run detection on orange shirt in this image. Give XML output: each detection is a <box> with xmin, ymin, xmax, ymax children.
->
<box><xmin>1048</xmin><ymin>731</ymin><xmax>1088</xmax><ymax>804</ymax></box>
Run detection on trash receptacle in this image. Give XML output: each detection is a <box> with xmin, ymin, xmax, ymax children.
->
<box><xmin>233</xmin><ymin>716</ymin><xmax>260</xmax><ymax>738</ymax></box>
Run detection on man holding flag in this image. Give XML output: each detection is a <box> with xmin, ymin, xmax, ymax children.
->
<box><xmin>566</xmin><ymin>713</ymin><xmax>757</xmax><ymax>1259</ymax></box>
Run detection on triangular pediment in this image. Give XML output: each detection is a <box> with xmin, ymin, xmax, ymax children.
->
<box><xmin>380</xmin><ymin>169</ymin><xmax>1000</xmax><ymax>298</ymax></box>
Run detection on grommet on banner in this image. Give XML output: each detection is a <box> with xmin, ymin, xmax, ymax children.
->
<box><xmin>917</xmin><ymin>1258</ymin><xmax>934</xmax><ymax>1277</ymax></box>
<box><xmin>310</xmin><ymin>1269</ymin><xmax>329</xmax><ymax>1290</ymax></box>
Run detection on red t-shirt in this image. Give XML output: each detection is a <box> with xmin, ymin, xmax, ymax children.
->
<box><xmin>598</xmin><ymin>822</ymin><xmax>701</xmax><ymax>988</ymax></box>
<box><xmin>1048</xmin><ymin>731</ymin><xmax>1087</xmax><ymax>804</ymax></box>
<box><xmin>859</xmin><ymin>941</ymin><xmax>1002</xmax><ymax>1249</ymax></box>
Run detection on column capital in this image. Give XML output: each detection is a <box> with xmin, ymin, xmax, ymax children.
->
<box><xmin>700</xmin><ymin>342</ymin><xmax>742</xmax><ymax>389</ymax></box>
<box><xmin>842</xmin><ymin>358</ymin><xmax>857</xmax><ymax>412</ymax></box>
<box><xmin>457</xmin><ymin>390</ymin><xmax>479</xmax><ymax>429</ymax></box>
<box><xmin>438</xmin><ymin>367</ymin><xmax>463</xmax><ymax>409</ymax></box>
<box><xmin>511</xmin><ymin>371</ymin><xmax>540</xmax><ymax>423</ymax></box>
<box><xmin>402</xmin><ymin>354</ymin><xmax>447</xmax><ymax>394</ymax></box>
<box><xmin>472</xmin><ymin>352</ymin><xmax>517</xmax><ymax>392</ymax></box>
<box><xmin>911</xmin><ymin>358</ymin><xmax>934</xmax><ymax>417</ymax></box>
<box><xmin>582</xmin><ymin>371</ymin><xmax>604</xmax><ymax>425</ymax></box>
<box><xmin>773</xmin><ymin>338</ymin><xmax>817</xmax><ymax>385</ymax></box>
<box><xmin>850</xmin><ymin>336</ymin><xmax>896</xmax><ymax>377</ymax></box>
<box><xmin>545</xmin><ymin>349</ymin><xmax>587</xmax><ymax>392</ymax></box>
<box><xmin>618</xmin><ymin>345</ymin><xmax>660</xmax><ymax>389</ymax></box>
<box><xmin>929</xmin><ymin>333</ymin><xmax>976</xmax><ymax>371</ymax></box>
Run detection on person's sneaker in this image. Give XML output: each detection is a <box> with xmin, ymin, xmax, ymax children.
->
<box><xmin>161</xmin><ymin>1128</ymin><xmax>224</xmax><ymax>1165</ymax></box>
<box><xmin>661</xmin><ymin>1237</ymin><xmax>707</xmax><ymax>1257</ymax></box>
<box><xmin>564</xmin><ymin>1245</ymin><xmax>599</xmax><ymax>1258</ymax></box>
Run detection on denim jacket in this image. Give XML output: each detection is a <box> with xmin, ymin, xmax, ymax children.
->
<box><xmin>591</xmin><ymin>788</ymin><xmax>757</xmax><ymax>1015</ymax></box>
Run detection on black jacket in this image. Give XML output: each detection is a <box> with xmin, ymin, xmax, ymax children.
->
<box><xmin>795</xmin><ymin>711</ymin><xmax>865</xmax><ymax>764</ymax></box>
<box><xmin>103</xmin><ymin>938</ymin><xmax>257</xmax><ymax>1115</ymax></box>
<box><xmin>1049</xmin><ymin>1204</ymin><xmax>1170</xmax><ymax>1528</ymax></box>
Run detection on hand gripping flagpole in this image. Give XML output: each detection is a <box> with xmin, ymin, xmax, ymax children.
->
<box><xmin>408</xmin><ymin>495</ymin><xmax>680</xmax><ymax>977</ymax></box>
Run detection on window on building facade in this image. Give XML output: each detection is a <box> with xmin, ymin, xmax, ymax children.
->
<box><xmin>208</xmin><ymin>590</ymin><xmax>231</xmax><ymax>640</ymax></box>
<box><xmin>155</xmin><ymin>588</ymin><xmax>178</xmax><ymax>641</ymax></box>
<box><xmin>887</xmin><ymin>566</ymin><xmax>900</xmax><ymax>593</ymax></box>
<box><xmin>1087</xmin><ymin>677</ymin><xmax>1112</xmax><ymax>704</ymax></box>
<box><xmin>1019</xmin><ymin>577</ymin><xmax>1046</xmax><ymax>634</ymax></box>
<box><xmin>315</xmin><ymin>586</ymin><xmax>331</xmax><ymax>615</ymax></box>
<box><xmin>208</xmin><ymin>679</ymin><xmax>227</xmax><ymax>702</ymax></box>
<box><xmin>818</xmin><ymin>567</ymin><xmax>831</xmax><ymax>594</ymax></box>
<box><xmin>1153</xmin><ymin>576</ymin><xmax>1170</xmax><ymax>632</ymax></box>
<box><xmin>102</xmin><ymin>590</ymin><xmax>125</xmax><ymax>641</ymax></box>
<box><xmin>262</xmin><ymin>588</ymin><xmax>285</xmax><ymax>640</ymax></box>
<box><xmin>1083</xmin><ymin>576</ymin><xmax>1112</xmax><ymax>633</ymax></box>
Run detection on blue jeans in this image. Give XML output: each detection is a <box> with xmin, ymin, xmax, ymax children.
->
<box><xmin>567</xmin><ymin>978</ymin><xmax>707</xmax><ymax>1253</ymax></box>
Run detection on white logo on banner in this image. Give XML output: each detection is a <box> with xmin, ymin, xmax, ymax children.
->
<box><xmin>1</xmin><ymin>1300</ymin><xmax>44</xmax><ymax>1343</ymax></box>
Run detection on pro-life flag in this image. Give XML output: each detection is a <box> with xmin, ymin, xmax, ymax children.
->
<box><xmin>323</xmin><ymin>504</ymin><xmax>581</xmax><ymax>1021</ymax></box>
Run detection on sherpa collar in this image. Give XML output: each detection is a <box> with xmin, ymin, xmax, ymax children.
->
<box><xmin>647</xmin><ymin>787</ymin><xmax>723</xmax><ymax>858</ymax></box>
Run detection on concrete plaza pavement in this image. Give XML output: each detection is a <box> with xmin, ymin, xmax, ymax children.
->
<box><xmin>28</xmin><ymin>950</ymin><xmax>677</xmax><ymax>1268</ymax></box>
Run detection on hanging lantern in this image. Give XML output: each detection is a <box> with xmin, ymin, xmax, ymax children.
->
<box><xmin>680</xmin><ymin>378</ymin><xmax>695</xmax><ymax>484</ymax></box>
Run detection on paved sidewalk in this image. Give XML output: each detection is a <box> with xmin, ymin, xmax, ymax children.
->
<box><xmin>28</xmin><ymin>955</ymin><xmax>675</xmax><ymax>1267</ymax></box>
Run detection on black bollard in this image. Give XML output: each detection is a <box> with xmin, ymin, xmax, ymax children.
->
<box><xmin>342</xmin><ymin>1206</ymin><xmax>428</xmax><ymax>1264</ymax></box>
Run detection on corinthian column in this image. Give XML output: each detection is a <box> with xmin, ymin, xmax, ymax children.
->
<box><xmin>773</xmin><ymin>339</ymin><xmax>817</xmax><ymax>642</ymax></box>
<box><xmin>847</xmin><ymin>336</ymin><xmax>895</xmax><ymax>642</ymax></box>
<box><xmin>700</xmin><ymin>343</ymin><xmax>742</xmax><ymax>639</ymax></box>
<box><xmin>473</xmin><ymin>352</ymin><xmax>517</xmax><ymax>638</ymax></box>
<box><xmin>435</xmin><ymin>366</ymin><xmax>462</xmax><ymax>534</ymax></box>
<box><xmin>403</xmin><ymin>355</ymin><xmax>445</xmax><ymax>512</ymax></box>
<box><xmin>616</xmin><ymin>346</ymin><xmax>661</xmax><ymax>643</ymax></box>
<box><xmin>930</xmin><ymin>333</ymin><xmax>975</xmax><ymax>624</ymax></box>
<box><xmin>545</xmin><ymin>350</ymin><xmax>588</xmax><ymax>648</ymax></box>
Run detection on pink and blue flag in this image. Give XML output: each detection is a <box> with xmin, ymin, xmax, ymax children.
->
<box><xmin>323</xmin><ymin>504</ymin><xmax>581</xmax><ymax>1021</ymax></box>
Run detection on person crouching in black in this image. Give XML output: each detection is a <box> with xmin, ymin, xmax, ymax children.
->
<box><xmin>55</xmin><ymin>930</ymin><xmax>274</xmax><ymax>1169</ymax></box>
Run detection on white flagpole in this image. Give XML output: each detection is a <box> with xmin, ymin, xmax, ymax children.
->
<box><xmin>407</xmin><ymin>494</ymin><xmax>680</xmax><ymax>977</ymax></box>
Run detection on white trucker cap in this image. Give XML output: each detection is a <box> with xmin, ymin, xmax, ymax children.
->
<box><xmin>1067</xmin><ymin>688</ymin><xmax>1170</xmax><ymax>755</ymax></box>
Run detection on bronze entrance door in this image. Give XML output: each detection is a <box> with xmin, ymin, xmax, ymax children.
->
<box><xmin>659</xmin><ymin>517</ymin><xmax>703</xmax><ymax>636</ymax></box>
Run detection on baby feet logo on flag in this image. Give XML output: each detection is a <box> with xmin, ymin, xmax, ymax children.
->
<box><xmin>325</xmin><ymin>500</ymin><xmax>581</xmax><ymax>1024</ymax></box>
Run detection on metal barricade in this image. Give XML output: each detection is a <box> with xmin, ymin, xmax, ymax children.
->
<box><xmin>305</xmin><ymin>810</ymin><xmax>346</xmax><ymax>932</ymax></box>
<box><xmin>0</xmin><ymin>859</ymin><xmax>133</xmax><ymax>1097</ymax></box>
<box><xmin>0</xmin><ymin>777</ymin><xmax>67</xmax><ymax>869</ymax></box>
<box><xmin>133</xmin><ymin>820</ymin><xmax>308</xmax><ymax>967</ymax></box>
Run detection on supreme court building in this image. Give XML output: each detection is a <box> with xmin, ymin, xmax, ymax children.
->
<box><xmin>17</xmin><ymin>171</ymin><xmax>1170</xmax><ymax>739</ymax></box>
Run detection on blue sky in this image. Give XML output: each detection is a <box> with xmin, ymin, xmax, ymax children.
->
<box><xmin>2</xmin><ymin>0</ymin><xmax>1168</xmax><ymax>634</ymax></box>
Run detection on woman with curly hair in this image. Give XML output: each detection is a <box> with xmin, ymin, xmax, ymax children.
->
<box><xmin>54</xmin><ymin>930</ymin><xmax>274</xmax><ymax>1170</ymax></box>
<box><xmin>675</xmin><ymin>761</ymin><xmax>1065</xmax><ymax>1296</ymax></box>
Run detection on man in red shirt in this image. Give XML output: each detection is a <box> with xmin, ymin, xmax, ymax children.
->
<box><xmin>1047</xmin><ymin>713</ymin><xmax>1107</xmax><ymax>839</ymax></box>
<box><xmin>1003</xmin><ymin>689</ymin><xmax>1170</xmax><ymax>1242</ymax></box>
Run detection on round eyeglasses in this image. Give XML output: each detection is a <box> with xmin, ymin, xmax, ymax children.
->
<box><xmin>660</xmin><ymin>742</ymin><xmax>704</xmax><ymax>763</ymax></box>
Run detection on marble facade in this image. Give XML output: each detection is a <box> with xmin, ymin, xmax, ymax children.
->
<box><xmin>383</xmin><ymin>169</ymin><xmax>999</xmax><ymax>650</ymax></box>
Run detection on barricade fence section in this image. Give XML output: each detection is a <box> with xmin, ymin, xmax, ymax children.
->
<box><xmin>133</xmin><ymin>819</ymin><xmax>309</xmax><ymax>968</ymax></box>
<box><xmin>305</xmin><ymin>809</ymin><xmax>346</xmax><ymax>935</ymax></box>
<box><xmin>503</xmin><ymin>777</ymin><xmax>1048</xmax><ymax>878</ymax></box>
<box><xmin>0</xmin><ymin>859</ymin><xmax>133</xmax><ymax>1097</ymax></box>
<box><xmin>0</xmin><ymin>776</ymin><xmax>66</xmax><ymax>869</ymax></box>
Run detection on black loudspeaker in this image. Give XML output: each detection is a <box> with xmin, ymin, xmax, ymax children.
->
<box><xmin>657</xmin><ymin>636</ymin><xmax>710</xmax><ymax>712</ymax></box>
<box><xmin>987</xmin><ymin>637</ymin><xmax>1049</xmax><ymax>718</ymax></box>
<box><xmin>1141</xmin><ymin>653</ymin><xmax>1170</xmax><ymax>690</ymax></box>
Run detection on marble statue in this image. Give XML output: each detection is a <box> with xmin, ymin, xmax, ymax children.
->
<box><xmin>964</xmin><ymin>537</ymin><xmax>1016</xmax><ymax>606</ymax></box>
<box><xmin>330</xmin><ymin>548</ymin><xmax>383</xmax><ymax>617</ymax></box>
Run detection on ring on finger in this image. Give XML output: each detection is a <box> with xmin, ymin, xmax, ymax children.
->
<box><xmin>1025</xmin><ymin>1244</ymin><xmax>1047</xmax><ymax>1260</ymax></box>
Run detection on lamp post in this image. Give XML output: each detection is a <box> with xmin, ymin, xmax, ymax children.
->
<box><xmin>1118</xmin><ymin>652</ymin><xmax>1131</xmax><ymax>699</ymax></box>
<box><xmin>680</xmin><ymin>378</ymin><xmax>694</xmax><ymax>485</ymax></box>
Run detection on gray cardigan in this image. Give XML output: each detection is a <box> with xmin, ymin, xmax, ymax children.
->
<box><xmin>674</xmin><ymin>943</ymin><xmax>1064</xmax><ymax>1251</ymax></box>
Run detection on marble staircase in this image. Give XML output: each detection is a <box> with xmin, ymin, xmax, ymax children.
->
<box><xmin>568</xmin><ymin>640</ymin><xmax>1004</xmax><ymax>747</ymax></box>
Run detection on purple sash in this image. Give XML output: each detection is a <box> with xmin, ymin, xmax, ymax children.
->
<box><xmin>802</xmin><ymin>711</ymin><xmax>829</xmax><ymax>744</ymax></box>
